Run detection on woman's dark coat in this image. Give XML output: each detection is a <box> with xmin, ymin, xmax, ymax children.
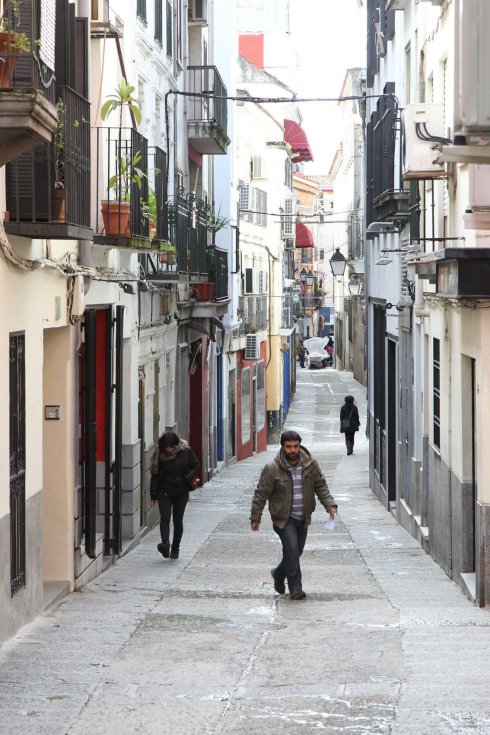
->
<box><xmin>339</xmin><ymin>402</ymin><xmax>360</xmax><ymax>433</ymax></box>
<box><xmin>150</xmin><ymin>440</ymin><xmax>199</xmax><ymax>499</ymax></box>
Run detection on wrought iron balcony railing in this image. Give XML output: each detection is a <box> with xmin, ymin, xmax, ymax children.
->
<box><xmin>187</xmin><ymin>65</ymin><xmax>230</xmax><ymax>155</ymax></box>
<box><xmin>5</xmin><ymin>85</ymin><xmax>91</xmax><ymax>238</ymax></box>
<box><xmin>93</xmin><ymin>127</ymin><xmax>149</xmax><ymax>242</ymax></box>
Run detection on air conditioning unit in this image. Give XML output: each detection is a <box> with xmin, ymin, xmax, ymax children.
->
<box><xmin>463</xmin><ymin>165</ymin><xmax>490</xmax><ymax>230</ymax></box>
<box><xmin>252</xmin><ymin>155</ymin><xmax>266</xmax><ymax>179</ymax></box>
<box><xmin>455</xmin><ymin>0</ymin><xmax>490</xmax><ymax>139</ymax></box>
<box><xmin>402</xmin><ymin>103</ymin><xmax>446</xmax><ymax>180</ymax></box>
<box><xmin>189</xmin><ymin>0</ymin><xmax>207</xmax><ymax>24</ymax></box>
<box><xmin>239</xmin><ymin>183</ymin><xmax>252</xmax><ymax>211</ymax></box>
<box><xmin>245</xmin><ymin>334</ymin><xmax>260</xmax><ymax>360</ymax></box>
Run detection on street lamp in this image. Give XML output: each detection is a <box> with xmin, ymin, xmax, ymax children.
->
<box><xmin>305</xmin><ymin>271</ymin><xmax>314</xmax><ymax>288</ymax></box>
<box><xmin>299</xmin><ymin>268</ymin><xmax>307</xmax><ymax>284</ymax></box>
<box><xmin>348</xmin><ymin>274</ymin><xmax>362</xmax><ymax>296</ymax></box>
<box><xmin>329</xmin><ymin>247</ymin><xmax>347</xmax><ymax>277</ymax></box>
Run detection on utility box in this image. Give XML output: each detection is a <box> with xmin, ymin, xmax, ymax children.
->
<box><xmin>455</xmin><ymin>0</ymin><xmax>490</xmax><ymax>138</ymax></box>
<box><xmin>403</xmin><ymin>103</ymin><xmax>446</xmax><ymax>180</ymax></box>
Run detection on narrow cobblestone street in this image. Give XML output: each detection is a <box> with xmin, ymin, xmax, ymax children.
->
<box><xmin>2</xmin><ymin>368</ymin><xmax>490</xmax><ymax>735</ymax></box>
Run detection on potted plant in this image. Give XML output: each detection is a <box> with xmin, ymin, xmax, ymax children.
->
<box><xmin>100</xmin><ymin>78</ymin><xmax>142</xmax><ymax>236</ymax></box>
<box><xmin>141</xmin><ymin>187</ymin><xmax>157</xmax><ymax>239</ymax></box>
<box><xmin>0</xmin><ymin>1</ymin><xmax>31</xmax><ymax>89</ymax></box>
<box><xmin>159</xmin><ymin>240</ymin><xmax>177</xmax><ymax>264</ymax></box>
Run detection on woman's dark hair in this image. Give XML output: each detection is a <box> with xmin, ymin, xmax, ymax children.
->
<box><xmin>344</xmin><ymin>395</ymin><xmax>355</xmax><ymax>404</ymax></box>
<box><xmin>159</xmin><ymin>431</ymin><xmax>180</xmax><ymax>450</ymax></box>
<box><xmin>280</xmin><ymin>430</ymin><xmax>302</xmax><ymax>446</ymax></box>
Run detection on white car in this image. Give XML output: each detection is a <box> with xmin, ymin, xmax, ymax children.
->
<box><xmin>303</xmin><ymin>336</ymin><xmax>330</xmax><ymax>369</ymax></box>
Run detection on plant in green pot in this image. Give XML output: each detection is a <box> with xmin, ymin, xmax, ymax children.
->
<box><xmin>141</xmin><ymin>187</ymin><xmax>158</xmax><ymax>240</ymax></box>
<box><xmin>100</xmin><ymin>78</ymin><xmax>143</xmax><ymax>236</ymax></box>
<box><xmin>159</xmin><ymin>240</ymin><xmax>177</xmax><ymax>265</ymax></box>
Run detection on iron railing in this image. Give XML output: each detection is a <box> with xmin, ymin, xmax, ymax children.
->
<box><xmin>94</xmin><ymin>126</ymin><xmax>149</xmax><ymax>239</ymax></box>
<box><xmin>208</xmin><ymin>247</ymin><xmax>228</xmax><ymax>300</ymax></box>
<box><xmin>281</xmin><ymin>295</ymin><xmax>294</xmax><ymax>329</ymax></box>
<box><xmin>187</xmin><ymin>65</ymin><xmax>228</xmax><ymax>135</ymax></box>
<box><xmin>6</xmin><ymin>86</ymin><xmax>90</xmax><ymax>228</ymax></box>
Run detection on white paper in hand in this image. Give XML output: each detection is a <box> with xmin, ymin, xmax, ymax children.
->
<box><xmin>325</xmin><ymin>516</ymin><xmax>336</xmax><ymax>531</ymax></box>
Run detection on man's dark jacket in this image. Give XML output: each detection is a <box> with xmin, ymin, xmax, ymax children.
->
<box><xmin>250</xmin><ymin>446</ymin><xmax>337</xmax><ymax>529</ymax></box>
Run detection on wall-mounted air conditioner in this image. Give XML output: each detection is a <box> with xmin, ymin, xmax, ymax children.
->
<box><xmin>402</xmin><ymin>103</ymin><xmax>446</xmax><ymax>180</ymax></box>
<box><xmin>455</xmin><ymin>0</ymin><xmax>490</xmax><ymax>139</ymax></box>
<box><xmin>189</xmin><ymin>0</ymin><xmax>207</xmax><ymax>24</ymax></box>
<box><xmin>245</xmin><ymin>334</ymin><xmax>260</xmax><ymax>360</ymax></box>
<box><xmin>463</xmin><ymin>165</ymin><xmax>490</xmax><ymax>230</ymax></box>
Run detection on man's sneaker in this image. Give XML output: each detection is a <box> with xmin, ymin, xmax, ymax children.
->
<box><xmin>170</xmin><ymin>547</ymin><xmax>179</xmax><ymax>559</ymax></box>
<box><xmin>157</xmin><ymin>542</ymin><xmax>170</xmax><ymax>558</ymax></box>
<box><xmin>289</xmin><ymin>589</ymin><xmax>306</xmax><ymax>600</ymax></box>
<box><xmin>271</xmin><ymin>568</ymin><xmax>286</xmax><ymax>594</ymax></box>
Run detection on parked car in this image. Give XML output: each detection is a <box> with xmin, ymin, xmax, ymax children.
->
<box><xmin>303</xmin><ymin>336</ymin><xmax>330</xmax><ymax>369</ymax></box>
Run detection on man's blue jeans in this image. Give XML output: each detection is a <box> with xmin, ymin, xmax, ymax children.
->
<box><xmin>272</xmin><ymin>518</ymin><xmax>308</xmax><ymax>592</ymax></box>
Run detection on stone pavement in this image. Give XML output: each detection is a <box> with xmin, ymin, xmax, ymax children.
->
<box><xmin>2</xmin><ymin>367</ymin><xmax>490</xmax><ymax>734</ymax></box>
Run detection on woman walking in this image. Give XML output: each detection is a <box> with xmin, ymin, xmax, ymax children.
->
<box><xmin>150</xmin><ymin>432</ymin><xmax>199</xmax><ymax>559</ymax></box>
<box><xmin>339</xmin><ymin>395</ymin><xmax>360</xmax><ymax>455</ymax></box>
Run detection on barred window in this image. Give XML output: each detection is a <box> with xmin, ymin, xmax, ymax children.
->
<box><xmin>433</xmin><ymin>338</ymin><xmax>440</xmax><ymax>449</ymax></box>
<box><xmin>137</xmin><ymin>0</ymin><xmax>147</xmax><ymax>22</ymax></box>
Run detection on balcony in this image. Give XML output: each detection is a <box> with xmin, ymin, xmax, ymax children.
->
<box><xmin>366</xmin><ymin>88</ymin><xmax>409</xmax><ymax>227</ymax></box>
<box><xmin>0</xmin><ymin>2</ymin><xmax>58</xmax><ymax>166</ymax></box>
<box><xmin>93</xmin><ymin>127</ymin><xmax>153</xmax><ymax>247</ymax></box>
<box><xmin>237</xmin><ymin>295</ymin><xmax>267</xmax><ymax>335</ymax></box>
<box><xmin>5</xmin><ymin>86</ymin><xmax>91</xmax><ymax>239</ymax></box>
<box><xmin>139</xmin><ymin>187</ymin><xmax>229</xmax><ymax>301</ymax></box>
<box><xmin>187</xmin><ymin>65</ymin><xmax>230</xmax><ymax>155</ymax></box>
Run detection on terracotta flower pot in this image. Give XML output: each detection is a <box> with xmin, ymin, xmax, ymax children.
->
<box><xmin>51</xmin><ymin>189</ymin><xmax>66</xmax><ymax>223</ymax></box>
<box><xmin>0</xmin><ymin>32</ymin><xmax>17</xmax><ymax>88</ymax></box>
<box><xmin>101</xmin><ymin>200</ymin><xmax>131</xmax><ymax>236</ymax></box>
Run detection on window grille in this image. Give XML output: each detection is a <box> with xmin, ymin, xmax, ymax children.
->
<box><xmin>137</xmin><ymin>0</ymin><xmax>147</xmax><ymax>22</ymax></box>
<box><xmin>433</xmin><ymin>338</ymin><xmax>441</xmax><ymax>449</ymax></box>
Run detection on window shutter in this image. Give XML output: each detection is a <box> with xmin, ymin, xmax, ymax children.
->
<box><xmin>40</xmin><ymin>0</ymin><xmax>56</xmax><ymax>70</ymax></box>
<box><xmin>245</xmin><ymin>268</ymin><xmax>254</xmax><ymax>294</ymax></box>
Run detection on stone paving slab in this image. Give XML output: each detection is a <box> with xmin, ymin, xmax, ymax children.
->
<box><xmin>2</xmin><ymin>368</ymin><xmax>490</xmax><ymax>734</ymax></box>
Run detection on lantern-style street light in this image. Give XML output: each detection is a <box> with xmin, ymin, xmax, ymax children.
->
<box><xmin>348</xmin><ymin>274</ymin><xmax>362</xmax><ymax>296</ymax></box>
<box><xmin>329</xmin><ymin>247</ymin><xmax>347</xmax><ymax>277</ymax></box>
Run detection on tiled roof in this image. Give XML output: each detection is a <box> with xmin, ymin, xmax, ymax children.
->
<box><xmin>304</xmin><ymin>175</ymin><xmax>333</xmax><ymax>190</ymax></box>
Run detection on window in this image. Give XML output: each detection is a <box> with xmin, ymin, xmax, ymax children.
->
<box><xmin>166</xmin><ymin>0</ymin><xmax>173</xmax><ymax>57</ymax></box>
<box><xmin>256</xmin><ymin>362</ymin><xmax>265</xmax><ymax>430</ymax></box>
<box><xmin>255</xmin><ymin>188</ymin><xmax>267</xmax><ymax>227</ymax></box>
<box><xmin>155</xmin><ymin>0</ymin><xmax>163</xmax><ymax>43</ymax></box>
<box><xmin>433</xmin><ymin>338</ymin><xmax>441</xmax><ymax>449</ymax></box>
<box><xmin>137</xmin><ymin>0</ymin><xmax>147</xmax><ymax>22</ymax></box>
<box><xmin>241</xmin><ymin>367</ymin><xmax>251</xmax><ymax>443</ymax></box>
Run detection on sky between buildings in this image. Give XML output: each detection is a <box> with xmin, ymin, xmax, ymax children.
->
<box><xmin>292</xmin><ymin>0</ymin><xmax>366</xmax><ymax>174</ymax></box>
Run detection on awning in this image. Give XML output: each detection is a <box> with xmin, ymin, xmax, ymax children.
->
<box><xmin>188</xmin><ymin>145</ymin><xmax>202</xmax><ymax>167</ymax></box>
<box><xmin>284</xmin><ymin>119</ymin><xmax>313</xmax><ymax>163</ymax></box>
<box><xmin>295</xmin><ymin>219</ymin><xmax>314</xmax><ymax>248</ymax></box>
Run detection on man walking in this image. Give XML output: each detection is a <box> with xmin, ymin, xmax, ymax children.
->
<box><xmin>250</xmin><ymin>430</ymin><xmax>337</xmax><ymax>600</ymax></box>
